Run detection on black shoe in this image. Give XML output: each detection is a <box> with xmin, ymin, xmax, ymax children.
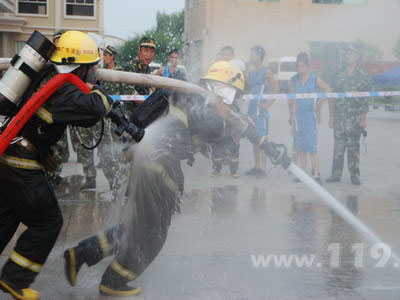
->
<box><xmin>293</xmin><ymin>177</ymin><xmax>301</xmax><ymax>183</ymax></box>
<box><xmin>326</xmin><ymin>176</ymin><xmax>340</xmax><ymax>183</ymax></box>
<box><xmin>0</xmin><ymin>280</ymin><xmax>40</xmax><ymax>300</ymax></box>
<box><xmin>53</xmin><ymin>176</ymin><xmax>67</xmax><ymax>187</ymax></box>
<box><xmin>245</xmin><ymin>167</ymin><xmax>258</xmax><ymax>176</ymax></box>
<box><xmin>64</xmin><ymin>248</ymin><xmax>84</xmax><ymax>287</ymax></box>
<box><xmin>80</xmin><ymin>179</ymin><xmax>96</xmax><ymax>190</ymax></box>
<box><xmin>209</xmin><ymin>170</ymin><xmax>220</xmax><ymax>178</ymax></box>
<box><xmin>313</xmin><ymin>176</ymin><xmax>323</xmax><ymax>185</ymax></box>
<box><xmin>256</xmin><ymin>169</ymin><xmax>266</xmax><ymax>179</ymax></box>
<box><xmin>351</xmin><ymin>177</ymin><xmax>361</xmax><ymax>185</ymax></box>
<box><xmin>99</xmin><ymin>278</ymin><xmax>141</xmax><ymax>297</ymax></box>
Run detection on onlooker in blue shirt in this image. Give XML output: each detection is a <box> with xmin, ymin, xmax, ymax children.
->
<box><xmin>155</xmin><ymin>49</ymin><xmax>187</xmax><ymax>81</ymax></box>
<box><xmin>288</xmin><ymin>52</ymin><xmax>331</xmax><ymax>183</ymax></box>
<box><xmin>245</xmin><ymin>45</ymin><xmax>279</xmax><ymax>179</ymax></box>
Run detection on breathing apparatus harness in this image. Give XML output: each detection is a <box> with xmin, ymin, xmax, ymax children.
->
<box><xmin>0</xmin><ymin>31</ymin><xmax>146</xmax><ymax>157</ymax></box>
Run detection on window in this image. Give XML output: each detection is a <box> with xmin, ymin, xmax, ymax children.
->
<box><xmin>18</xmin><ymin>0</ymin><xmax>47</xmax><ymax>15</ymax></box>
<box><xmin>15</xmin><ymin>41</ymin><xmax>26</xmax><ymax>54</ymax></box>
<box><xmin>66</xmin><ymin>0</ymin><xmax>95</xmax><ymax>17</ymax></box>
<box><xmin>312</xmin><ymin>0</ymin><xmax>365</xmax><ymax>4</ymax></box>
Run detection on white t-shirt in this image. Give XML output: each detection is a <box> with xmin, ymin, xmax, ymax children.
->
<box><xmin>229</xmin><ymin>59</ymin><xmax>246</xmax><ymax>71</ymax></box>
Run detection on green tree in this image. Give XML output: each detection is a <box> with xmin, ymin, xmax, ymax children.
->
<box><xmin>393</xmin><ymin>38</ymin><xmax>400</xmax><ymax>62</ymax></box>
<box><xmin>354</xmin><ymin>39</ymin><xmax>383</xmax><ymax>62</ymax></box>
<box><xmin>116</xmin><ymin>10</ymin><xmax>184</xmax><ymax>67</ymax></box>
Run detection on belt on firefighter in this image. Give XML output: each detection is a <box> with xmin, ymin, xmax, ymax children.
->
<box><xmin>144</xmin><ymin>161</ymin><xmax>178</xmax><ymax>193</ymax></box>
<box><xmin>10</xmin><ymin>251</ymin><xmax>43</xmax><ymax>273</ymax></box>
<box><xmin>10</xmin><ymin>137</ymin><xmax>36</xmax><ymax>152</ymax></box>
<box><xmin>0</xmin><ymin>154</ymin><xmax>44</xmax><ymax>170</ymax></box>
<box><xmin>169</xmin><ymin>105</ymin><xmax>188</xmax><ymax>128</ymax></box>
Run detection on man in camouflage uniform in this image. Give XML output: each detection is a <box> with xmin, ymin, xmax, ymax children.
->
<box><xmin>119</xmin><ymin>37</ymin><xmax>156</xmax><ymax>119</ymax></box>
<box><xmin>95</xmin><ymin>46</ymin><xmax>127</xmax><ymax>198</ymax></box>
<box><xmin>65</xmin><ymin>46</ymin><xmax>123</xmax><ymax>191</ymax></box>
<box><xmin>326</xmin><ymin>45</ymin><xmax>371</xmax><ymax>185</ymax></box>
<box><xmin>70</xmin><ymin>126</ymin><xmax>97</xmax><ymax>189</ymax></box>
<box><xmin>51</xmin><ymin>131</ymin><xmax>69</xmax><ymax>186</ymax></box>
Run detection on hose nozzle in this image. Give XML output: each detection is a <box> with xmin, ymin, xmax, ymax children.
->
<box><xmin>107</xmin><ymin>108</ymin><xmax>145</xmax><ymax>143</ymax></box>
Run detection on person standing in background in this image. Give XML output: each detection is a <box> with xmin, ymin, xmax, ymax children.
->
<box><xmin>289</xmin><ymin>52</ymin><xmax>331</xmax><ymax>184</ymax></box>
<box><xmin>155</xmin><ymin>49</ymin><xmax>187</xmax><ymax>81</ymax></box>
<box><xmin>245</xmin><ymin>45</ymin><xmax>279</xmax><ymax>179</ymax></box>
<box><xmin>326</xmin><ymin>45</ymin><xmax>371</xmax><ymax>185</ymax></box>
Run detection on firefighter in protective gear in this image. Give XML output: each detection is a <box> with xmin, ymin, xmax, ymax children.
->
<box><xmin>61</xmin><ymin>61</ymin><xmax>291</xmax><ymax>299</ymax></box>
<box><xmin>201</xmin><ymin>61</ymin><xmax>244</xmax><ymax>178</ymax></box>
<box><xmin>63</xmin><ymin>90</ymin><xmax>184</xmax><ymax>297</ymax></box>
<box><xmin>202</xmin><ymin>60</ymin><xmax>245</xmax><ymax>92</ymax></box>
<box><xmin>0</xmin><ymin>30</ymin><xmax>119</xmax><ymax>300</ymax></box>
<box><xmin>62</xmin><ymin>62</ymin><xmax>247</xmax><ymax>297</ymax></box>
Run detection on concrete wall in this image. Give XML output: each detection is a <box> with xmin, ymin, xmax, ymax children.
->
<box><xmin>184</xmin><ymin>0</ymin><xmax>400</xmax><ymax>74</ymax></box>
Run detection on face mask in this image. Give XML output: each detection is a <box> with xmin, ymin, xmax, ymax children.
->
<box><xmin>205</xmin><ymin>80</ymin><xmax>236</xmax><ymax>105</ymax></box>
<box><xmin>54</xmin><ymin>64</ymin><xmax>80</xmax><ymax>74</ymax></box>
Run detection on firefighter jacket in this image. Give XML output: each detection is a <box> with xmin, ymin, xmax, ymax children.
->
<box><xmin>0</xmin><ymin>67</ymin><xmax>113</xmax><ymax>184</ymax></box>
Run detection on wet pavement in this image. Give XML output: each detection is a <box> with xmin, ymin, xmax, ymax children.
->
<box><xmin>1</xmin><ymin>102</ymin><xmax>400</xmax><ymax>299</ymax></box>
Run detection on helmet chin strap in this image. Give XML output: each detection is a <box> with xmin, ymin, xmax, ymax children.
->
<box><xmin>75</xmin><ymin>65</ymin><xmax>93</xmax><ymax>82</ymax></box>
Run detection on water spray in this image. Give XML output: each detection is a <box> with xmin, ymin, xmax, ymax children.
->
<box><xmin>96</xmin><ymin>68</ymin><xmax>400</xmax><ymax>261</ymax></box>
<box><xmin>0</xmin><ymin>60</ymin><xmax>395</xmax><ymax>261</ymax></box>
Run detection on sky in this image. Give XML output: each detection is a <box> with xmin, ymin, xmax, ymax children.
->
<box><xmin>104</xmin><ymin>0</ymin><xmax>185</xmax><ymax>41</ymax></box>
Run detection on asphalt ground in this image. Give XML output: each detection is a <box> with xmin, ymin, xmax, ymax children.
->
<box><xmin>1</xmin><ymin>100</ymin><xmax>400</xmax><ymax>299</ymax></box>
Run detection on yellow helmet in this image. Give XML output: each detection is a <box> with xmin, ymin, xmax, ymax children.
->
<box><xmin>50</xmin><ymin>31</ymin><xmax>100</xmax><ymax>66</ymax></box>
<box><xmin>202</xmin><ymin>61</ymin><xmax>245</xmax><ymax>91</ymax></box>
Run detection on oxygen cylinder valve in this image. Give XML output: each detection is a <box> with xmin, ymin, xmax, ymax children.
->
<box><xmin>0</xmin><ymin>30</ymin><xmax>55</xmax><ymax>116</ymax></box>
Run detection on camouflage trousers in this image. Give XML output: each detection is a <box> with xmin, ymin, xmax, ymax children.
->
<box><xmin>210</xmin><ymin>136</ymin><xmax>240</xmax><ymax>174</ymax></box>
<box><xmin>70</xmin><ymin>126</ymin><xmax>96</xmax><ymax>181</ymax></box>
<box><xmin>93</xmin><ymin>119</ymin><xmax>129</xmax><ymax>197</ymax></box>
<box><xmin>51</xmin><ymin>131</ymin><xmax>70</xmax><ymax>178</ymax></box>
<box><xmin>331</xmin><ymin>126</ymin><xmax>361</xmax><ymax>180</ymax></box>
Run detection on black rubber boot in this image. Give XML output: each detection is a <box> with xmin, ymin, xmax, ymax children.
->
<box><xmin>245</xmin><ymin>166</ymin><xmax>258</xmax><ymax>175</ymax></box>
<box><xmin>63</xmin><ymin>248</ymin><xmax>84</xmax><ymax>287</ymax></box>
<box><xmin>326</xmin><ymin>176</ymin><xmax>341</xmax><ymax>183</ymax></box>
<box><xmin>0</xmin><ymin>280</ymin><xmax>39</xmax><ymax>300</ymax></box>
<box><xmin>99</xmin><ymin>276</ymin><xmax>141</xmax><ymax>297</ymax></box>
<box><xmin>255</xmin><ymin>169</ymin><xmax>266</xmax><ymax>179</ymax></box>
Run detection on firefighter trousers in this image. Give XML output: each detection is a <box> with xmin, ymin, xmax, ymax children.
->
<box><xmin>0</xmin><ymin>179</ymin><xmax>63</xmax><ymax>289</ymax></box>
<box><xmin>72</xmin><ymin>163</ymin><xmax>177</xmax><ymax>286</ymax></box>
<box><xmin>74</xmin><ymin>214</ymin><xmax>170</xmax><ymax>286</ymax></box>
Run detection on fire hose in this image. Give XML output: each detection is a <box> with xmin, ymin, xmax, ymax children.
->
<box><xmin>0</xmin><ymin>73</ymin><xmax>91</xmax><ymax>156</ymax></box>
